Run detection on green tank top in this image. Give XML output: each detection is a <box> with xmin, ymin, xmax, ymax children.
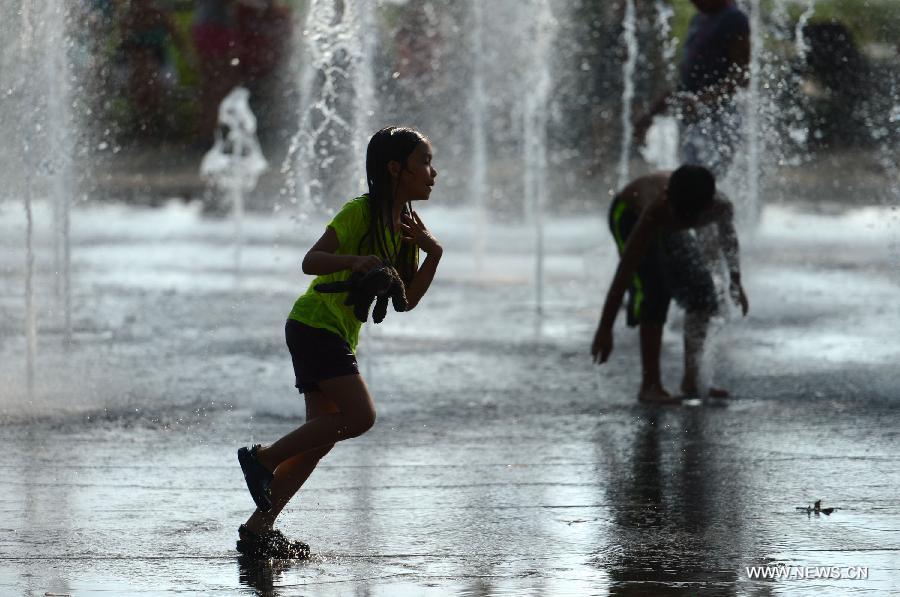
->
<box><xmin>287</xmin><ymin>196</ymin><xmax>410</xmax><ymax>351</ymax></box>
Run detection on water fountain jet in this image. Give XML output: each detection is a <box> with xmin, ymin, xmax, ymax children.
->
<box><xmin>282</xmin><ymin>0</ymin><xmax>375</xmax><ymax>217</ymax></box>
<box><xmin>617</xmin><ymin>0</ymin><xmax>638</xmax><ymax>189</ymax></box>
<box><xmin>522</xmin><ymin>0</ymin><xmax>556</xmax><ymax>313</ymax></box>
<box><xmin>200</xmin><ymin>87</ymin><xmax>268</xmax><ymax>274</ymax></box>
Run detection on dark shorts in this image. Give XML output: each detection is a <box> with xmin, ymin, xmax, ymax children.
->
<box><xmin>608</xmin><ymin>196</ymin><xmax>718</xmax><ymax>326</ymax></box>
<box><xmin>285</xmin><ymin>319</ymin><xmax>359</xmax><ymax>394</ymax></box>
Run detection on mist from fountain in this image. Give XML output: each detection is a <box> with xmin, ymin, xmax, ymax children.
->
<box><xmin>617</xmin><ymin>0</ymin><xmax>638</xmax><ymax>189</ymax></box>
<box><xmin>741</xmin><ymin>0</ymin><xmax>763</xmax><ymax>227</ymax></box>
<box><xmin>640</xmin><ymin>1</ymin><xmax>680</xmax><ymax>171</ymax></box>
<box><xmin>794</xmin><ymin>0</ymin><xmax>817</xmax><ymax>60</ymax></box>
<box><xmin>522</xmin><ymin>0</ymin><xmax>556</xmax><ymax>313</ymax></box>
<box><xmin>0</xmin><ymin>0</ymin><xmax>896</xmax><ymax>417</ymax></box>
<box><xmin>200</xmin><ymin>87</ymin><xmax>269</xmax><ymax>274</ymax></box>
<box><xmin>2</xmin><ymin>1</ymin><xmax>75</xmax><ymax>394</ymax></box>
<box><xmin>737</xmin><ymin>0</ymin><xmax>899</xmax><ymax>223</ymax></box>
<box><xmin>282</xmin><ymin>0</ymin><xmax>376</xmax><ymax>217</ymax></box>
<box><xmin>655</xmin><ymin>1</ymin><xmax>678</xmax><ymax>79</ymax></box>
<box><xmin>468</xmin><ymin>0</ymin><xmax>488</xmax><ymax>275</ymax></box>
<box><xmin>40</xmin><ymin>6</ymin><xmax>75</xmax><ymax>346</ymax></box>
<box><xmin>23</xmin><ymin>138</ymin><xmax>36</xmax><ymax>396</ymax></box>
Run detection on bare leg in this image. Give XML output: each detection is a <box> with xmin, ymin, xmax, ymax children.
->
<box><xmin>243</xmin><ymin>391</ymin><xmax>337</xmax><ymax>534</ymax></box>
<box><xmin>256</xmin><ymin>374</ymin><xmax>376</xmax><ymax>472</ymax></box>
<box><xmin>638</xmin><ymin>322</ymin><xmax>677</xmax><ymax>403</ymax></box>
<box><xmin>681</xmin><ymin>311</ymin><xmax>728</xmax><ymax>397</ymax></box>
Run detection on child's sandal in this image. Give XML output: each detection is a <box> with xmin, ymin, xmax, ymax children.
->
<box><xmin>236</xmin><ymin>524</ymin><xmax>310</xmax><ymax>559</ymax></box>
<box><xmin>237</xmin><ymin>445</ymin><xmax>274</xmax><ymax>512</ymax></box>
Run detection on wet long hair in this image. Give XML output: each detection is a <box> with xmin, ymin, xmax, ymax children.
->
<box><xmin>359</xmin><ymin>126</ymin><xmax>425</xmax><ymax>285</ymax></box>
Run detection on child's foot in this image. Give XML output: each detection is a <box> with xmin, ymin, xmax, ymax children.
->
<box><xmin>238</xmin><ymin>445</ymin><xmax>274</xmax><ymax>512</ymax></box>
<box><xmin>637</xmin><ymin>385</ymin><xmax>681</xmax><ymax>405</ymax></box>
<box><xmin>237</xmin><ymin>524</ymin><xmax>310</xmax><ymax>559</ymax></box>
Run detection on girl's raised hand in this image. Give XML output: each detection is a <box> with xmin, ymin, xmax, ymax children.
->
<box><xmin>400</xmin><ymin>211</ymin><xmax>442</xmax><ymax>255</ymax></box>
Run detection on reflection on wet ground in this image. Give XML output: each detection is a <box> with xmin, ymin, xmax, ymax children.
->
<box><xmin>0</xmin><ymin>202</ymin><xmax>898</xmax><ymax>595</ymax></box>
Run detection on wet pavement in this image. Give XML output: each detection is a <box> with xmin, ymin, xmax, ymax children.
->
<box><xmin>1</xmin><ymin>199</ymin><xmax>899</xmax><ymax>596</ymax></box>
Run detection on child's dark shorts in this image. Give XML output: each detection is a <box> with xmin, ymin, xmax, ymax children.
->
<box><xmin>285</xmin><ymin>319</ymin><xmax>359</xmax><ymax>394</ymax></box>
<box><xmin>608</xmin><ymin>195</ymin><xmax>718</xmax><ymax>327</ymax></box>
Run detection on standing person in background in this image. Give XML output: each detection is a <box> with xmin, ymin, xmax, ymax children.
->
<box><xmin>634</xmin><ymin>0</ymin><xmax>750</xmax><ymax>177</ymax></box>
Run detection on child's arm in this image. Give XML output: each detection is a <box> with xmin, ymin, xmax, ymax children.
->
<box><xmin>400</xmin><ymin>211</ymin><xmax>442</xmax><ymax>310</ymax></box>
<box><xmin>592</xmin><ymin>204</ymin><xmax>660</xmax><ymax>364</ymax></box>
<box><xmin>302</xmin><ymin>227</ymin><xmax>382</xmax><ymax>276</ymax></box>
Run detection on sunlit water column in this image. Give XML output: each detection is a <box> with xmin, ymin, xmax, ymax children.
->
<box><xmin>468</xmin><ymin>0</ymin><xmax>488</xmax><ymax>275</ymax></box>
<box><xmin>523</xmin><ymin>0</ymin><xmax>555</xmax><ymax>313</ymax></box>
<box><xmin>12</xmin><ymin>0</ymin><xmax>75</xmax><ymax>389</ymax></box>
<box><xmin>45</xmin><ymin>3</ymin><xmax>73</xmax><ymax>343</ymax></box>
<box><xmin>617</xmin><ymin>0</ymin><xmax>638</xmax><ymax>188</ymax></box>
<box><xmin>23</xmin><ymin>157</ymin><xmax>37</xmax><ymax>396</ymax></box>
<box><xmin>17</xmin><ymin>0</ymin><xmax>39</xmax><ymax>395</ymax></box>
<box><xmin>282</xmin><ymin>0</ymin><xmax>376</xmax><ymax>215</ymax></box>
<box><xmin>745</xmin><ymin>0</ymin><xmax>762</xmax><ymax>223</ymax></box>
<box><xmin>352</xmin><ymin>4</ymin><xmax>376</xmax><ymax>189</ymax></box>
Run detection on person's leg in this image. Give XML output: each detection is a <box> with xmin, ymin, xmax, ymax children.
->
<box><xmin>681</xmin><ymin>310</ymin><xmax>706</xmax><ymax>395</ymax></box>
<box><xmin>667</xmin><ymin>231</ymin><xmax>726</xmax><ymax>398</ymax></box>
<box><xmin>681</xmin><ymin>312</ymin><xmax>729</xmax><ymax>398</ymax></box>
<box><xmin>611</xmin><ymin>199</ymin><xmax>669</xmax><ymax>402</ymax></box>
<box><xmin>638</xmin><ymin>321</ymin><xmax>675</xmax><ymax>403</ymax></box>
<box><xmin>243</xmin><ymin>390</ymin><xmax>339</xmax><ymax>534</ymax></box>
<box><xmin>256</xmin><ymin>374</ymin><xmax>375</xmax><ymax>472</ymax></box>
<box><xmin>635</xmin><ymin>241</ymin><xmax>680</xmax><ymax>404</ymax></box>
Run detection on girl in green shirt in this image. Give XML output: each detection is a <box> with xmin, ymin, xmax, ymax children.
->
<box><xmin>237</xmin><ymin>126</ymin><xmax>442</xmax><ymax>558</ymax></box>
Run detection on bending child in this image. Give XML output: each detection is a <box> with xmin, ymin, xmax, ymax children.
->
<box><xmin>591</xmin><ymin>165</ymin><xmax>749</xmax><ymax>404</ymax></box>
<box><xmin>237</xmin><ymin>126</ymin><xmax>441</xmax><ymax>557</ymax></box>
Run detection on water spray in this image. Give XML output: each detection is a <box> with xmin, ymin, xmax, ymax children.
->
<box><xmin>522</xmin><ymin>0</ymin><xmax>555</xmax><ymax>314</ymax></box>
<box><xmin>617</xmin><ymin>0</ymin><xmax>638</xmax><ymax>189</ymax></box>
<box><xmin>469</xmin><ymin>0</ymin><xmax>488</xmax><ymax>276</ymax></box>
<box><xmin>200</xmin><ymin>87</ymin><xmax>268</xmax><ymax>274</ymax></box>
